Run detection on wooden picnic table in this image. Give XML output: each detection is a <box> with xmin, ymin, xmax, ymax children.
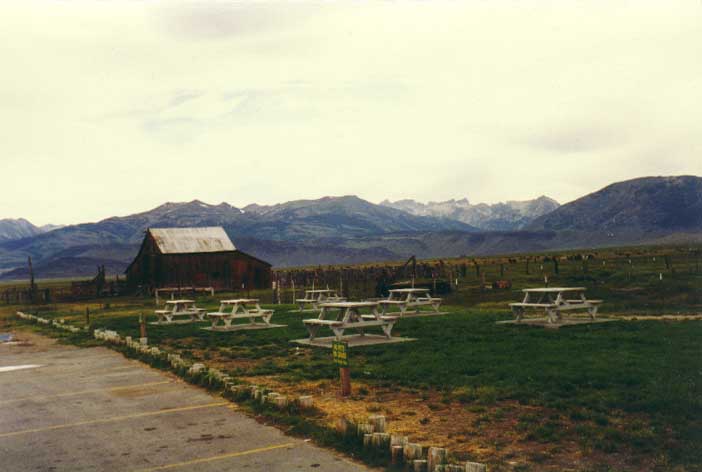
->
<box><xmin>509</xmin><ymin>287</ymin><xmax>603</xmax><ymax>323</ymax></box>
<box><xmin>154</xmin><ymin>287</ymin><xmax>214</xmax><ymax>305</ymax></box>
<box><xmin>206</xmin><ymin>299</ymin><xmax>274</xmax><ymax>330</ymax></box>
<box><xmin>295</xmin><ymin>289</ymin><xmax>346</xmax><ymax>311</ymax></box>
<box><xmin>153</xmin><ymin>299</ymin><xmax>207</xmax><ymax>324</ymax></box>
<box><xmin>377</xmin><ymin>288</ymin><xmax>443</xmax><ymax>316</ymax></box>
<box><xmin>303</xmin><ymin>301</ymin><xmax>397</xmax><ymax>341</ymax></box>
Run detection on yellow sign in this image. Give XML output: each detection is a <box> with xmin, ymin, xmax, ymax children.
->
<box><xmin>332</xmin><ymin>341</ymin><xmax>349</xmax><ymax>367</ymax></box>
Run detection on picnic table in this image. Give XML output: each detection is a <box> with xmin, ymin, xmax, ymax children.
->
<box><xmin>303</xmin><ymin>301</ymin><xmax>398</xmax><ymax>341</ymax></box>
<box><xmin>153</xmin><ymin>299</ymin><xmax>206</xmax><ymax>324</ymax></box>
<box><xmin>377</xmin><ymin>288</ymin><xmax>443</xmax><ymax>316</ymax></box>
<box><xmin>155</xmin><ymin>287</ymin><xmax>214</xmax><ymax>305</ymax></box>
<box><xmin>295</xmin><ymin>289</ymin><xmax>346</xmax><ymax>311</ymax></box>
<box><xmin>509</xmin><ymin>287</ymin><xmax>603</xmax><ymax>324</ymax></box>
<box><xmin>206</xmin><ymin>299</ymin><xmax>274</xmax><ymax>330</ymax></box>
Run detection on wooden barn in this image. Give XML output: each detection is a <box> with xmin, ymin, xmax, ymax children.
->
<box><xmin>125</xmin><ymin>227</ymin><xmax>271</xmax><ymax>291</ymax></box>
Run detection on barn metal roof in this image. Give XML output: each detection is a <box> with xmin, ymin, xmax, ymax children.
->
<box><xmin>148</xmin><ymin>227</ymin><xmax>236</xmax><ymax>254</ymax></box>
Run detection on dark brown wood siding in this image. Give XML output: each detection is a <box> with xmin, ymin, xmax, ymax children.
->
<box><xmin>126</xmin><ymin>233</ymin><xmax>271</xmax><ymax>290</ymax></box>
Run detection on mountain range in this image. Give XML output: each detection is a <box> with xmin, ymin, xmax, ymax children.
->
<box><xmin>1</xmin><ymin>176</ymin><xmax>700</xmax><ymax>279</ymax></box>
<box><xmin>0</xmin><ymin>219</ymin><xmax>62</xmax><ymax>243</ymax></box>
<box><xmin>380</xmin><ymin>196</ymin><xmax>560</xmax><ymax>230</ymax></box>
<box><xmin>0</xmin><ymin>196</ymin><xmax>474</xmax><ymax>278</ymax></box>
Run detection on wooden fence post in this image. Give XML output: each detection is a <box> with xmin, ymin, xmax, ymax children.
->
<box><xmin>139</xmin><ymin>313</ymin><xmax>147</xmax><ymax>341</ymax></box>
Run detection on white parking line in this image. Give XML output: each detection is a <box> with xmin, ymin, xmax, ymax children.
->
<box><xmin>0</xmin><ymin>365</ymin><xmax>43</xmax><ymax>373</ymax></box>
<box><xmin>0</xmin><ymin>380</ymin><xmax>172</xmax><ymax>406</ymax></box>
<box><xmin>133</xmin><ymin>443</ymin><xmax>296</xmax><ymax>472</ymax></box>
<box><xmin>0</xmin><ymin>402</ymin><xmax>229</xmax><ymax>439</ymax></box>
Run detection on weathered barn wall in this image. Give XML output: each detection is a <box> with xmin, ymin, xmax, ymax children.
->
<box><xmin>126</xmin><ymin>232</ymin><xmax>271</xmax><ymax>290</ymax></box>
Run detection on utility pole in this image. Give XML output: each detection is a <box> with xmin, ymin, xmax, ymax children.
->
<box><xmin>28</xmin><ymin>256</ymin><xmax>37</xmax><ymax>303</ymax></box>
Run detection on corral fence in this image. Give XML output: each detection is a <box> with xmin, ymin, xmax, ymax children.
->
<box><xmin>270</xmin><ymin>247</ymin><xmax>702</xmax><ymax>304</ymax></box>
<box><xmin>272</xmin><ymin>260</ymin><xmax>455</xmax><ymax>302</ymax></box>
<box><xmin>1</xmin><ymin>279</ymin><xmax>127</xmax><ymax>305</ymax></box>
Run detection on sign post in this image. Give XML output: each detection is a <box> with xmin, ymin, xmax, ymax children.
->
<box><xmin>139</xmin><ymin>312</ymin><xmax>148</xmax><ymax>345</ymax></box>
<box><xmin>332</xmin><ymin>340</ymin><xmax>351</xmax><ymax>397</ymax></box>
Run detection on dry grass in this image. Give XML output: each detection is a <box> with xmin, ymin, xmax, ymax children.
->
<box><xmin>236</xmin><ymin>375</ymin><xmax>662</xmax><ymax>471</ymax></box>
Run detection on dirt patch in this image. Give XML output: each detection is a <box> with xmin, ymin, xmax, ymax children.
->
<box><xmin>160</xmin><ymin>338</ymin><xmax>265</xmax><ymax>372</ymax></box>
<box><xmin>619</xmin><ymin>314</ymin><xmax>702</xmax><ymax>321</ymax></box>
<box><xmin>238</xmin><ymin>375</ymin><xmax>659</xmax><ymax>471</ymax></box>
<box><xmin>0</xmin><ymin>328</ymin><xmax>66</xmax><ymax>354</ymax></box>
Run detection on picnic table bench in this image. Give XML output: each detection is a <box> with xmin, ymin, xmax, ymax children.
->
<box><xmin>509</xmin><ymin>287</ymin><xmax>603</xmax><ymax>324</ymax></box>
<box><xmin>153</xmin><ymin>300</ymin><xmax>207</xmax><ymax>324</ymax></box>
<box><xmin>154</xmin><ymin>287</ymin><xmax>215</xmax><ymax>304</ymax></box>
<box><xmin>303</xmin><ymin>301</ymin><xmax>398</xmax><ymax>341</ymax></box>
<box><xmin>206</xmin><ymin>299</ymin><xmax>274</xmax><ymax>330</ymax></box>
<box><xmin>295</xmin><ymin>289</ymin><xmax>346</xmax><ymax>311</ymax></box>
<box><xmin>377</xmin><ymin>288</ymin><xmax>443</xmax><ymax>316</ymax></box>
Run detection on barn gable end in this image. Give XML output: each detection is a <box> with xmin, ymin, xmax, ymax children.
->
<box><xmin>126</xmin><ymin>227</ymin><xmax>271</xmax><ymax>291</ymax></box>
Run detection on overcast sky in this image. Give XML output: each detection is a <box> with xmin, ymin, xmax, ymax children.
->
<box><xmin>2</xmin><ymin>1</ymin><xmax>701</xmax><ymax>225</ymax></box>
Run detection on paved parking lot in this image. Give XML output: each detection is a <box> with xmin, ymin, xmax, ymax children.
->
<box><xmin>0</xmin><ymin>331</ymin><xmax>368</xmax><ymax>471</ymax></box>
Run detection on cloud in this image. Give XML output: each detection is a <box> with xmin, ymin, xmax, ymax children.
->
<box><xmin>154</xmin><ymin>2</ymin><xmax>321</xmax><ymax>39</ymax></box>
<box><xmin>99</xmin><ymin>78</ymin><xmax>410</xmax><ymax>141</ymax></box>
<box><xmin>168</xmin><ymin>90</ymin><xmax>204</xmax><ymax>108</ymax></box>
<box><xmin>524</xmin><ymin>125</ymin><xmax>629</xmax><ymax>154</ymax></box>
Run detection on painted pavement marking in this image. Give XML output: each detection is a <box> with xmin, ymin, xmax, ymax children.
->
<box><xmin>133</xmin><ymin>443</ymin><xmax>297</xmax><ymax>472</ymax></box>
<box><xmin>0</xmin><ymin>364</ymin><xmax>43</xmax><ymax>373</ymax></box>
<box><xmin>0</xmin><ymin>402</ymin><xmax>229</xmax><ymax>439</ymax></box>
<box><xmin>0</xmin><ymin>380</ymin><xmax>172</xmax><ymax>406</ymax></box>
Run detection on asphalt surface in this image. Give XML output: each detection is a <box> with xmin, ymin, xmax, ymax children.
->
<box><xmin>0</xmin><ymin>331</ymin><xmax>369</xmax><ymax>472</ymax></box>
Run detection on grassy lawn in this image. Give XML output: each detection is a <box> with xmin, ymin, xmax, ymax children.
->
<box><xmin>5</xmin><ymin>294</ymin><xmax>700</xmax><ymax>471</ymax></box>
